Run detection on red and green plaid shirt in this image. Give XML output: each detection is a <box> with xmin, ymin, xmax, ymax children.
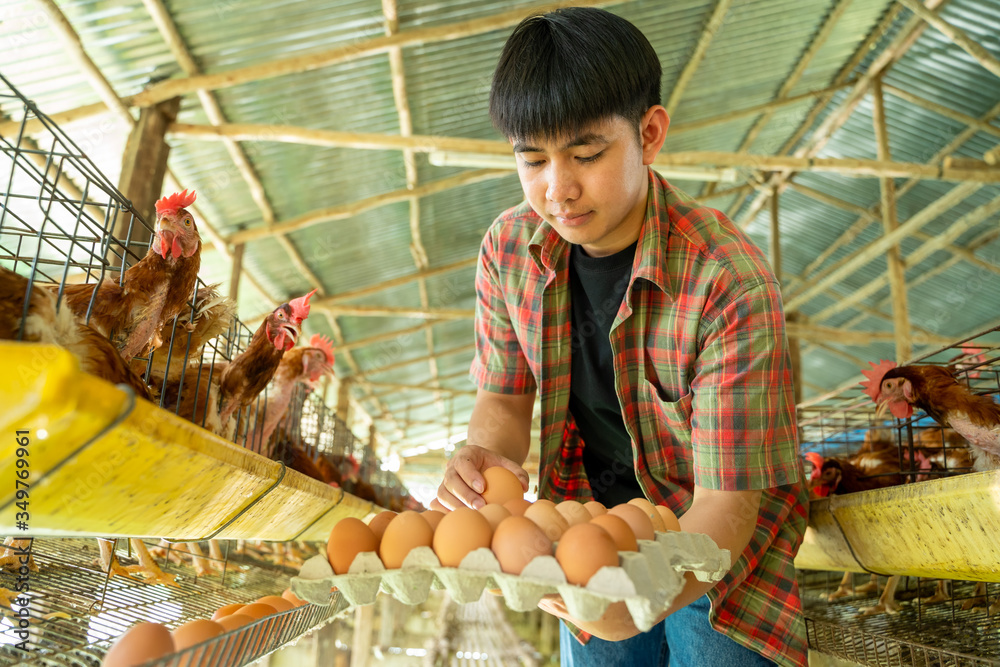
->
<box><xmin>470</xmin><ymin>168</ymin><xmax>809</xmax><ymax>667</ymax></box>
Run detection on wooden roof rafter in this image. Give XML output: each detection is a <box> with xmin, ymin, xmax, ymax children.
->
<box><xmin>663</xmin><ymin>0</ymin><xmax>733</xmax><ymax>117</ymax></box>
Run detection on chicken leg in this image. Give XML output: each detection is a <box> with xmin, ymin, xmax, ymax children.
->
<box><xmin>921</xmin><ymin>579</ymin><xmax>952</xmax><ymax>605</ymax></box>
<box><xmin>859</xmin><ymin>575</ymin><xmax>902</xmax><ymax>616</ymax></box>
<box><xmin>97</xmin><ymin>539</ymin><xmax>178</xmax><ymax>587</ymax></box>
<box><xmin>828</xmin><ymin>573</ymin><xmax>879</xmax><ymax>601</ymax></box>
<box><xmin>1</xmin><ymin>538</ymin><xmax>38</xmax><ymax>572</ymax></box>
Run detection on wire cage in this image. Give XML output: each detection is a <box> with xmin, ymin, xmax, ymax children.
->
<box><xmin>799</xmin><ymin>325</ymin><xmax>1000</xmax><ymax>490</ymax></box>
<box><xmin>797</xmin><ymin>324</ymin><xmax>1000</xmax><ymax>665</ymax></box>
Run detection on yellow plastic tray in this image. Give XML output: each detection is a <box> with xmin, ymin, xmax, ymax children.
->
<box><xmin>0</xmin><ymin>342</ymin><xmax>378</xmax><ymax>541</ymax></box>
<box><xmin>795</xmin><ymin>469</ymin><xmax>1000</xmax><ymax>582</ymax></box>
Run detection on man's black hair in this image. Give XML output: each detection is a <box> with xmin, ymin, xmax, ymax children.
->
<box><xmin>489</xmin><ymin>7</ymin><xmax>662</xmax><ymax>142</ymax></box>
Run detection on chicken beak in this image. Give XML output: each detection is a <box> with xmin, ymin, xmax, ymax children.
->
<box><xmin>155</xmin><ymin>230</ymin><xmax>174</xmax><ymax>259</ymax></box>
<box><xmin>875</xmin><ymin>399</ymin><xmax>889</xmax><ymax>420</ymax></box>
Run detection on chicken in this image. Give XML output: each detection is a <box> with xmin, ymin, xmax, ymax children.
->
<box><xmin>861</xmin><ymin>359</ymin><xmax>1000</xmax><ymax>471</ymax></box>
<box><xmin>58</xmin><ymin>190</ymin><xmax>202</xmax><ymax>362</ymax></box>
<box><xmin>0</xmin><ymin>266</ymin><xmax>152</xmax><ymax>400</ymax></box>
<box><xmin>156</xmin><ymin>290</ymin><xmax>315</xmax><ymax>440</ymax></box>
<box><xmin>314</xmin><ymin>453</ymin><xmax>344</xmax><ymax>487</ymax></box>
<box><xmin>135</xmin><ymin>283</ymin><xmax>236</xmax><ymax>384</ymax></box>
<box><xmin>245</xmin><ymin>334</ymin><xmax>335</xmax><ymax>454</ymax></box>
<box><xmin>270</xmin><ymin>434</ymin><xmax>328</xmax><ymax>482</ymax></box>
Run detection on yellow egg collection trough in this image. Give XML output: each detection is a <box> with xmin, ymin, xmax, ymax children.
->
<box><xmin>795</xmin><ymin>469</ymin><xmax>1000</xmax><ymax>582</ymax></box>
<box><xmin>0</xmin><ymin>341</ymin><xmax>378</xmax><ymax>543</ymax></box>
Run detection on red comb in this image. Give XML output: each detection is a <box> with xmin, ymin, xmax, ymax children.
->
<box><xmin>155</xmin><ymin>189</ymin><xmax>197</xmax><ymax>217</ymax></box>
<box><xmin>860</xmin><ymin>359</ymin><xmax>897</xmax><ymax>402</ymax></box>
<box><xmin>288</xmin><ymin>289</ymin><xmax>317</xmax><ymax>322</ymax></box>
<box><xmin>804</xmin><ymin>452</ymin><xmax>824</xmax><ymax>480</ymax></box>
<box><xmin>309</xmin><ymin>333</ymin><xmax>335</xmax><ymax>366</ymax></box>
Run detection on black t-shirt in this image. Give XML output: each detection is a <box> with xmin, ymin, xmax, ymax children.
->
<box><xmin>568</xmin><ymin>241</ymin><xmax>644</xmax><ymax>506</ymax></box>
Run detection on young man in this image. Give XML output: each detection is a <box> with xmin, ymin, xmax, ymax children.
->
<box><xmin>433</xmin><ymin>7</ymin><xmax>809</xmax><ymax>666</ymax></box>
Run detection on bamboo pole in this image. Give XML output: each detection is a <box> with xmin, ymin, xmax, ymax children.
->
<box><xmin>872</xmin><ymin>76</ymin><xmax>912</xmax><ymax>361</ymax></box>
<box><xmin>228</xmin><ymin>170</ymin><xmax>508</xmax><ymax>244</ymax></box>
<box><xmin>806</xmin><ymin>193</ymin><xmax>1000</xmax><ymax>323</ymax></box>
<box><xmin>704</xmin><ymin>0</ymin><xmax>852</xmax><ymax>199</ymax></box>
<box><xmin>734</xmin><ymin>1</ymin><xmax>944</xmax><ymax>226</ymax></box>
<box><xmin>896</xmin><ymin>0</ymin><xmax>1000</xmax><ymax>79</ymax></box>
<box><xmin>664</xmin><ymin>0</ymin><xmax>733</xmax><ymax>116</ymax></box>
<box><xmin>363</xmin><ymin>381</ymin><xmax>478</xmax><ymax>396</ymax></box>
<box><xmin>783</xmin><ymin>323</ymin><xmax>953</xmax><ymax>347</ymax></box>
<box><xmin>127</xmin><ymin>0</ymin><xmax>616</xmax><ymax>108</ymax></box>
<box><xmin>169</xmin><ymin>123</ymin><xmax>1000</xmax><ymax>183</ymax></box>
<box><xmin>321</xmin><ymin>305</ymin><xmax>474</xmax><ymax>320</ymax></box>
<box><xmin>769</xmin><ymin>187</ymin><xmax>781</xmax><ymax>282</ymax></box>
<box><xmin>882</xmin><ymin>84</ymin><xmax>1000</xmax><ymax>139</ymax></box>
<box><xmin>349</xmin><ymin>342</ymin><xmax>476</xmax><ymax>379</ymax></box>
<box><xmin>785</xmin><ymin>180</ymin><xmax>981</xmax><ymax>310</ymax></box>
<box><xmin>229</xmin><ymin>243</ymin><xmax>244</xmax><ymax>301</ymax></box>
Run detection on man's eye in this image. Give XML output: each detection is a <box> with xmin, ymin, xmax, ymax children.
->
<box><xmin>577</xmin><ymin>151</ymin><xmax>604</xmax><ymax>163</ymax></box>
<box><xmin>520</xmin><ymin>157</ymin><xmax>544</xmax><ymax>168</ymax></box>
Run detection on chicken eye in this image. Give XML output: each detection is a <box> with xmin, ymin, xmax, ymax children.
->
<box><xmin>277</xmin><ymin>311</ymin><xmax>285</xmax><ymax>320</ymax></box>
<box><xmin>184</xmin><ymin>218</ymin><xmax>192</xmax><ymax>226</ymax></box>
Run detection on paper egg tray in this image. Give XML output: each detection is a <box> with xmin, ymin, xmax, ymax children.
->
<box><xmin>290</xmin><ymin>531</ymin><xmax>729</xmax><ymax>632</ymax></box>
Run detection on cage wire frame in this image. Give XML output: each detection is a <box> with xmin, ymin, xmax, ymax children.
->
<box><xmin>798</xmin><ymin>326</ymin><xmax>1000</xmax><ymax>664</ymax></box>
<box><xmin>0</xmin><ymin>538</ymin><xmax>346</xmax><ymax>667</ymax></box>
<box><xmin>0</xmin><ymin>71</ymin><xmax>410</xmax><ymax>502</ymax></box>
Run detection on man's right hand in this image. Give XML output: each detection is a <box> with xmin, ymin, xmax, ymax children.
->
<box><xmin>432</xmin><ymin>444</ymin><xmax>530</xmax><ymax>511</ymax></box>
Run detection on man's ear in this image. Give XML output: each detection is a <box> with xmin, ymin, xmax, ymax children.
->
<box><xmin>640</xmin><ymin>105</ymin><xmax>669</xmax><ymax>165</ymax></box>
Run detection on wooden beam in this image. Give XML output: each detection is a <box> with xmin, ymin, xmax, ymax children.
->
<box><xmin>805</xmin><ymin>193</ymin><xmax>1000</xmax><ymax>323</ymax></box>
<box><xmin>322</xmin><ymin>305</ymin><xmax>474</xmax><ymax>320</ymax></box>
<box><xmin>872</xmin><ymin>76</ymin><xmax>912</xmax><ymax>361</ymax></box>
<box><xmin>896</xmin><ymin>0</ymin><xmax>1000</xmax><ymax>80</ymax></box>
<box><xmin>229</xmin><ymin>243</ymin><xmax>245</xmax><ymax>301</ymax></box>
<box><xmin>336</xmin><ymin>321</ymin><xmax>443</xmax><ymax>354</ymax></box>
<box><xmin>318</xmin><ymin>256</ymin><xmax>477</xmax><ymax>307</ymax></box>
<box><xmin>664</xmin><ymin>0</ymin><xmax>733</xmax><ymax>116</ymax></box>
<box><xmin>783</xmin><ymin>322</ymin><xmax>953</xmax><ymax>347</ymax></box>
<box><xmin>786</xmin><ymin>312</ymin><xmax>802</xmax><ymax>406</ymax></box>
<box><xmin>126</xmin><ymin>0</ymin><xmax>617</xmax><ymax>108</ymax></box>
<box><xmin>705</xmin><ymin>0</ymin><xmax>852</xmax><ymax>199</ymax></box>
<box><xmin>170</xmin><ymin>123</ymin><xmax>1000</xmax><ymax>183</ymax></box>
<box><xmin>112</xmin><ymin>96</ymin><xmax>180</xmax><ymax>264</ymax></box>
<box><xmin>785</xmin><ymin>180</ymin><xmax>981</xmax><ymax>310</ymax></box>
<box><xmin>769</xmin><ymin>187</ymin><xmax>781</xmax><ymax>282</ymax></box>
<box><xmin>228</xmin><ymin>169</ymin><xmax>508</xmax><ymax>244</ymax></box>
<box><xmin>350</xmin><ymin>342</ymin><xmax>476</xmax><ymax>379</ymax></box>
<box><xmin>363</xmin><ymin>381</ymin><xmax>477</xmax><ymax>396</ymax></box>
<box><xmin>882</xmin><ymin>84</ymin><xmax>1000</xmax><ymax>139</ymax></box>
<box><xmin>734</xmin><ymin>1</ymin><xmax>944</xmax><ymax>227</ymax></box>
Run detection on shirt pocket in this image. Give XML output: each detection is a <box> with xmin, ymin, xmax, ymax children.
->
<box><xmin>636</xmin><ymin>378</ymin><xmax>694</xmax><ymax>455</ymax></box>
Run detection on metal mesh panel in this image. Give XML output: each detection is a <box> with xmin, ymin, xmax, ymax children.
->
<box><xmin>0</xmin><ymin>538</ymin><xmax>346</xmax><ymax>666</ymax></box>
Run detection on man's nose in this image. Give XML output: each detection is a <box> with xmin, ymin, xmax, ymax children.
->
<box><xmin>545</xmin><ymin>165</ymin><xmax>580</xmax><ymax>203</ymax></box>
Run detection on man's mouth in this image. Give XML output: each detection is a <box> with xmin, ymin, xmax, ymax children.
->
<box><xmin>553</xmin><ymin>211</ymin><xmax>593</xmax><ymax>227</ymax></box>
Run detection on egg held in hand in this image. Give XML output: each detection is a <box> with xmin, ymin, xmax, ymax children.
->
<box><xmin>481</xmin><ymin>466</ymin><xmax>524</xmax><ymax>505</ymax></box>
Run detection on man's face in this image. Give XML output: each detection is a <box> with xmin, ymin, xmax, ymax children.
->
<box><xmin>512</xmin><ymin>115</ymin><xmax>650</xmax><ymax>258</ymax></box>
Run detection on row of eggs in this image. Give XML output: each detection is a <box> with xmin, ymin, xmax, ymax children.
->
<box><xmin>101</xmin><ymin>588</ymin><xmax>308</xmax><ymax>667</ymax></box>
<box><xmin>326</xmin><ymin>467</ymin><xmax>681</xmax><ymax>587</ymax></box>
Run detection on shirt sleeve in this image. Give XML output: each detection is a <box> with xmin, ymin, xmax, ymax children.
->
<box><xmin>689</xmin><ymin>280</ymin><xmax>801</xmax><ymax>491</ymax></box>
<box><xmin>469</xmin><ymin>225</ymin><xmax>537</xmax><ymax>395</ymax></box>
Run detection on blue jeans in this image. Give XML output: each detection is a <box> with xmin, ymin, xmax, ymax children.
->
<box><xmin>559</xmin><ymin>596</ymin><xmax>776</xmax><ymax>667</ymax></box>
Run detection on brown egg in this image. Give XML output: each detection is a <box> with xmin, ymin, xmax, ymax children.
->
<box><xmin>281</xmin><ymin>588</ymin><xmax>307</xmax><ymax>607</ymax></box>
<box><xmin>655</xmin><ymin>505</ymin><xmax>682</xmax><ymax>532</ymax></box>
<box><xmin>503</xmin><ymin>498</ymin><xmax>532</xmax><ymax>516</ymax></box>
<box><xmin>380</xmin><ymin>511</ymin><xmax>434</xmax><ymax>569</ymax></box>
<box><xmin>433</xmin><ymin>507</ymin><xmax>494</xmax><ymax>567</ymax></box>
<box><xmin>421</xmin><ymin>510</ymin><xmax>445</xmax><ymax>531</ymax></box>
<box><xmin>102</xmin><ymin>622</ymin><xmax>174</xmax><ymax>667</ymax></box>
<box><xmin>481</xmin><ymin>467</ymin><xmax>524</xmax><ymax>505</ymax></box>
<box><xmin>555</xmin><ymin>500</ymin><xmax>591</xmax><ymax>527</ymax></box>
<box><xmin>327</xmin><ymin>517</ymin><xmax>378</xmax><ymax>574</ymax></box>
<box><xmin>523</xmin><ymin>500</ymin><xmax>568</xmax><ymax>541</ymax></box>
<box><xmin>256</xmin><ymin>595</ymin><xmax>293</xmax><ymax>613</ymax></box>
<box><xmin>556</xmin><ymin>523</ymin><xmax>619</xmax><ymax>586</ymax></box>
<box><xmin>212</xmin><ymin>603</ymin><xmax>245</xmax><ymax>621</ymax></box>
<box><xmin>491</xmin><ymin>516</ymin><xmax>553</xmax><ymax>575</ymax></box>
<box><xmin>584</xmin><ymin>501</ymin><xmax>607</xmax><ymax>517</ymax></box>
<box><xmin>478</xmin><ymin>504</ymin><xmax>512</xmax><ymax>531</ymax></box>
<box><xmin>589</xmin><ymin>514</ymin><xmax>638</xmax><ymax>552</ymax></box>
<box><xmin>607</xmin><ymin>503</ymin><xmax>655</xmax><ymax>541</ymax></box>
<box><xmin>367</xmin><ymin>511</ymin><xmax>398</xmax><ymax>549</ymax></box>
<box><xmin>236</xmin><ymin>602</ymin><xmax>276</xmax><ymax>620</ymax></box>
<box><xmin>216</xmin><ymin>614</ymin><xmax>253</xmax><ymax>631</ymax></box>
<box><xmin>628</xmin><ymin>497</ymin><xmax>666</xmax><ymax>532</ymax></box>
<box><xmin>172</xmin><ymin>619</ymin><xmax>224</xmax><ymax>650</ymax></box>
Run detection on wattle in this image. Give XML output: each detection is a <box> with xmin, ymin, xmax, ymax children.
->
<box><xmin>889</xmin><ymin>400</ymin><xmax>913</xmax><ymax>419</ymax></box>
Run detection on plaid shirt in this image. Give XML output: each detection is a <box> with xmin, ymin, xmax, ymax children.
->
<box><xmin>470</xmin><ymin>168</ymin><xmax>809</xmax><ymax>667</ymax></box>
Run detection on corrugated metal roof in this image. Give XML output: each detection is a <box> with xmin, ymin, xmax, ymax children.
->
<box><xmin>1</xmin><ymin>0</ymin><xmax>999</xmax><ymax>468</ymax></box>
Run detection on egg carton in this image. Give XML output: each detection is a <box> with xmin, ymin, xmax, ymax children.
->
<box><xmin>290</xmin><ymin>531</ymin><xmax>729</xmax><ymax>632</ymax></box>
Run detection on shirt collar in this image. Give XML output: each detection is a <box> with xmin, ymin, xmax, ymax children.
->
<box><xmin>527</xmin><ymin>168</ymin><xmax>674</xmax><ymax>300</ymax></box>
